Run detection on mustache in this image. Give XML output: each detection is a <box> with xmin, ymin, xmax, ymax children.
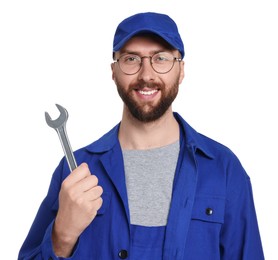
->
<box><xmin>130</xmin><ymin>81</ymin><xmax>164</xmax><ymax>90</ymax></box>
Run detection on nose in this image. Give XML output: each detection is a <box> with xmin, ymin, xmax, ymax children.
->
<box><xmin>137</xmin><ymin>56</ymin><xmax>156</xmax><ymax>82</ymax></box>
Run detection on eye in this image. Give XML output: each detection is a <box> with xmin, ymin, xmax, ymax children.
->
<box><xmin>121</xmin><ymin>55</ymin><xmax>140</xmax><ymax>64</ymax></box>
<box><xmin>157</xmin><ymin>55</ymin><xmax>168</xmax><ymax>61</ymax></box>
<box><xmin>153</xmin><ymin>53</ymin><xmax>172</xmax><ymax>63</ymax></box>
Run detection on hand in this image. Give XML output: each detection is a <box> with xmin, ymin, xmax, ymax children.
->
<box><xmin>52</xmin><ymin>163</ymin><xmax>103</xmax><ymax>257</ymax></box>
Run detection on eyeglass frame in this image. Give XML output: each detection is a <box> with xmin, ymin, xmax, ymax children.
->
<box><xmin>113</xmin><ymin>52</ymin><xmax>182</xmax><ymax>75</ymax></box>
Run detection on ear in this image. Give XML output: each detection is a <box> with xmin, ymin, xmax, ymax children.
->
<box><xmin>111</xmin><ymin>63</ymin><xmax>116</xmax><ymax>80</ymax></box>
<box><xmin>178</xmin><ymin>61</ymin><xmax>185</xmax><ymax>84</ymax></box>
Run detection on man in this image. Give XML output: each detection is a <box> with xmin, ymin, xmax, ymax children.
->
<box><xmin>19</xmin><ymin>12</ymin><xmax>264</xmax><ymax>259</ymax></box>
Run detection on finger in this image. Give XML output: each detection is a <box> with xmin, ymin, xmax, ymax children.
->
<box><xmin>86</xmin><ymin>197</ymin><xmax>103</xmax><ymax>219</ymax></box>
<box><xmin>84</xmin><ymin>185</ymin><xmax>103</xmax><ymax>201</ymax></box>
<box><xmin>95</xmin><ymin>197</ymin><xmax>103</xmax><ymax>211</ymax></box>
<box><xmin>77</xmin><ymin>175</ymin><xmax>99</xmax><ymax>192</ymax></box>
<box><xmin>64</xmin><ymin>163</ymin><xmax>91</xmax><ymax>185</ymax></box>
<box><xmin>91</xmin><ymin>197</ymin><xmax>103</xmax><ymax>213</ymax></box>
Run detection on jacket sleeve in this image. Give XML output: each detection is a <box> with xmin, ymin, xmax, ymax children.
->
<box><xmin>220</xmin><ymin>154</ymin><xmax>264</xmax><ymax>259</ymax></box>
<box><xmin>18</xmin><ymin>159</ymin><xmax>68</xmax><ymax>260</ymax></box>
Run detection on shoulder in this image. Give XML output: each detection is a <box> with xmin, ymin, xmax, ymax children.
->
<box><xmin>176</xmin><ymin>112</ymin><xmax>240</xmax><ymax>163</ymax></box>
<box><xmin>176</xmin><ymin>112</ymin><xmax>248</xmax><ymax>179</ymax></box>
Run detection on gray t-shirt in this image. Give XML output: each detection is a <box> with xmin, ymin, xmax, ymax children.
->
<box><xmin>122</xmin><ymin>140</ymin><xmax>180</xmax><ymax>226</ymax></box>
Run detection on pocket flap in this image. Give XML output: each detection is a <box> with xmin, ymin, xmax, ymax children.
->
<box><xmin>191</xmin><ymin>196</ymin><xmax>225</xmax><ymax>224</ymax></box>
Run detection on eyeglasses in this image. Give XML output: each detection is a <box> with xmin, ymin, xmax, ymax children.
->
<box><xmin>114</xmin><ymin>52</ymin><xmax>182</xmax><ymax>75</ymax></box>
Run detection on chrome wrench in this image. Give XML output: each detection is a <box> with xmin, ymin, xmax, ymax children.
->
<box><xmin>45</xmin><ymin>104</ymin><xmax>77</xmax><ymax>172</ymax></box>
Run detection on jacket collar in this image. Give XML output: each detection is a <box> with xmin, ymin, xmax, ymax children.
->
<box><xmin>85</xmin><ymin>112</ymin><xmax>214</xmax><ymax>159</ymax></box>
<box><xmin>174</xmin><ymin>112</ymin><xmax>214</xmax><ymax>159</ymax></box>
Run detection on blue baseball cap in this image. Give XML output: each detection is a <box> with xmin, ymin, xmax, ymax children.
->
<box><xmin>113</xmin><ymin>12</ymin><xmax>184</xmax><ymax>58</ymax></box>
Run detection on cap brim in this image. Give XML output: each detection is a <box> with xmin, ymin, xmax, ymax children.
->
<box><xmin>113</xmin><ymin>28</ymin><xmax>180</xmax><ymax>54</ymax></box>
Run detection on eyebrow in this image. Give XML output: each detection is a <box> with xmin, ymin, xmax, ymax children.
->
<box><xmin>117</xmin><ymin>48</ymin><xmax>174</xmax><ymax>57</ymax></box>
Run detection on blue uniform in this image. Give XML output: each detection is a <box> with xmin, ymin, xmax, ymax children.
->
<box><xmin>18</xmin><ymin>113</ymin><xmax>264</xmax><ymax>259</ymax></box>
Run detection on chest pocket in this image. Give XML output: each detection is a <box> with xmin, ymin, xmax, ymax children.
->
<box><xmin>191</xmin><ymin>196</ymin><xmax>226</xmax><ymax>224</ymax></box>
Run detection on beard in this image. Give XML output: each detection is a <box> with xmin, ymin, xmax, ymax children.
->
<box><xmin>116</xmin><ymin>80</ymin><xmax>179</xmax><ymax>123</ymax></box>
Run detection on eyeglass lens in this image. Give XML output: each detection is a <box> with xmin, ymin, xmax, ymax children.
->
<box><xmin>117</xmin><ymin>52</ymin><xmax>180</xmax><ymax>75</ymax></box>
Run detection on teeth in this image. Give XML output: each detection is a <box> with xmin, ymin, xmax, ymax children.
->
<box><xmin>138</xmin><ymin>89</ymin><xmax>158</xmax><ymax>96</ymax></box>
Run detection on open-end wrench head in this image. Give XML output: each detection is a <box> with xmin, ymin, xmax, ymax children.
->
<box><xmin>45</xmin><ymin>104</ymin><xmax>68</xmax><ymax>129</ymax></box>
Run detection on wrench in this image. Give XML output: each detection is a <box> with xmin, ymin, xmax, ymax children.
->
<box><xmin>45</xmin><ymin>104</ymin><xmax>77</xmax><ymax>172</ymax></box>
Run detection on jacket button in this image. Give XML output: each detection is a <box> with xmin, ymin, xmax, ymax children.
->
<box><xmin>206</xmin><ymin>207</ymin><xmax>213</xmax><ymax>215</ymax></box>
<box><xmin>118</xmin><ymin>249</ymin><xmax>128</xmax><ymax>259</ymax></box>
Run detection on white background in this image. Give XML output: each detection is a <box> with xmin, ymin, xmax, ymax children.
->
<box><xmin>1</xmin><ymin>0</ymin><xmax>277</xmax><ymax>259</ymax></box>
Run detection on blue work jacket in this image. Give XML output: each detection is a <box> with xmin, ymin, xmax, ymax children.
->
<box><xmin>19</xmin><ymin>113</ymin><xmax>264</xmax><ymax>259</ymax></box>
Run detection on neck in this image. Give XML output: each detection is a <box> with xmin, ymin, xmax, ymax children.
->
<box><xmin>119</xmin><ymin>107</ymin><xmax>179</xmax><ymax>150</ymax></box>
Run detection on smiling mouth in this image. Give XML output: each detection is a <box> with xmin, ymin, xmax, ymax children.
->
<box><xmin>138</xmin><ymin>89</ymin><xmax>158</xmax><ymax>96</ymax></box>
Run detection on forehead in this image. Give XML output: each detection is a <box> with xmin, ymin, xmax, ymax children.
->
<box><xmin>118</xmin><ymin>34</ymin><xmax>176</xmax><ymax>54</ymax></box>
